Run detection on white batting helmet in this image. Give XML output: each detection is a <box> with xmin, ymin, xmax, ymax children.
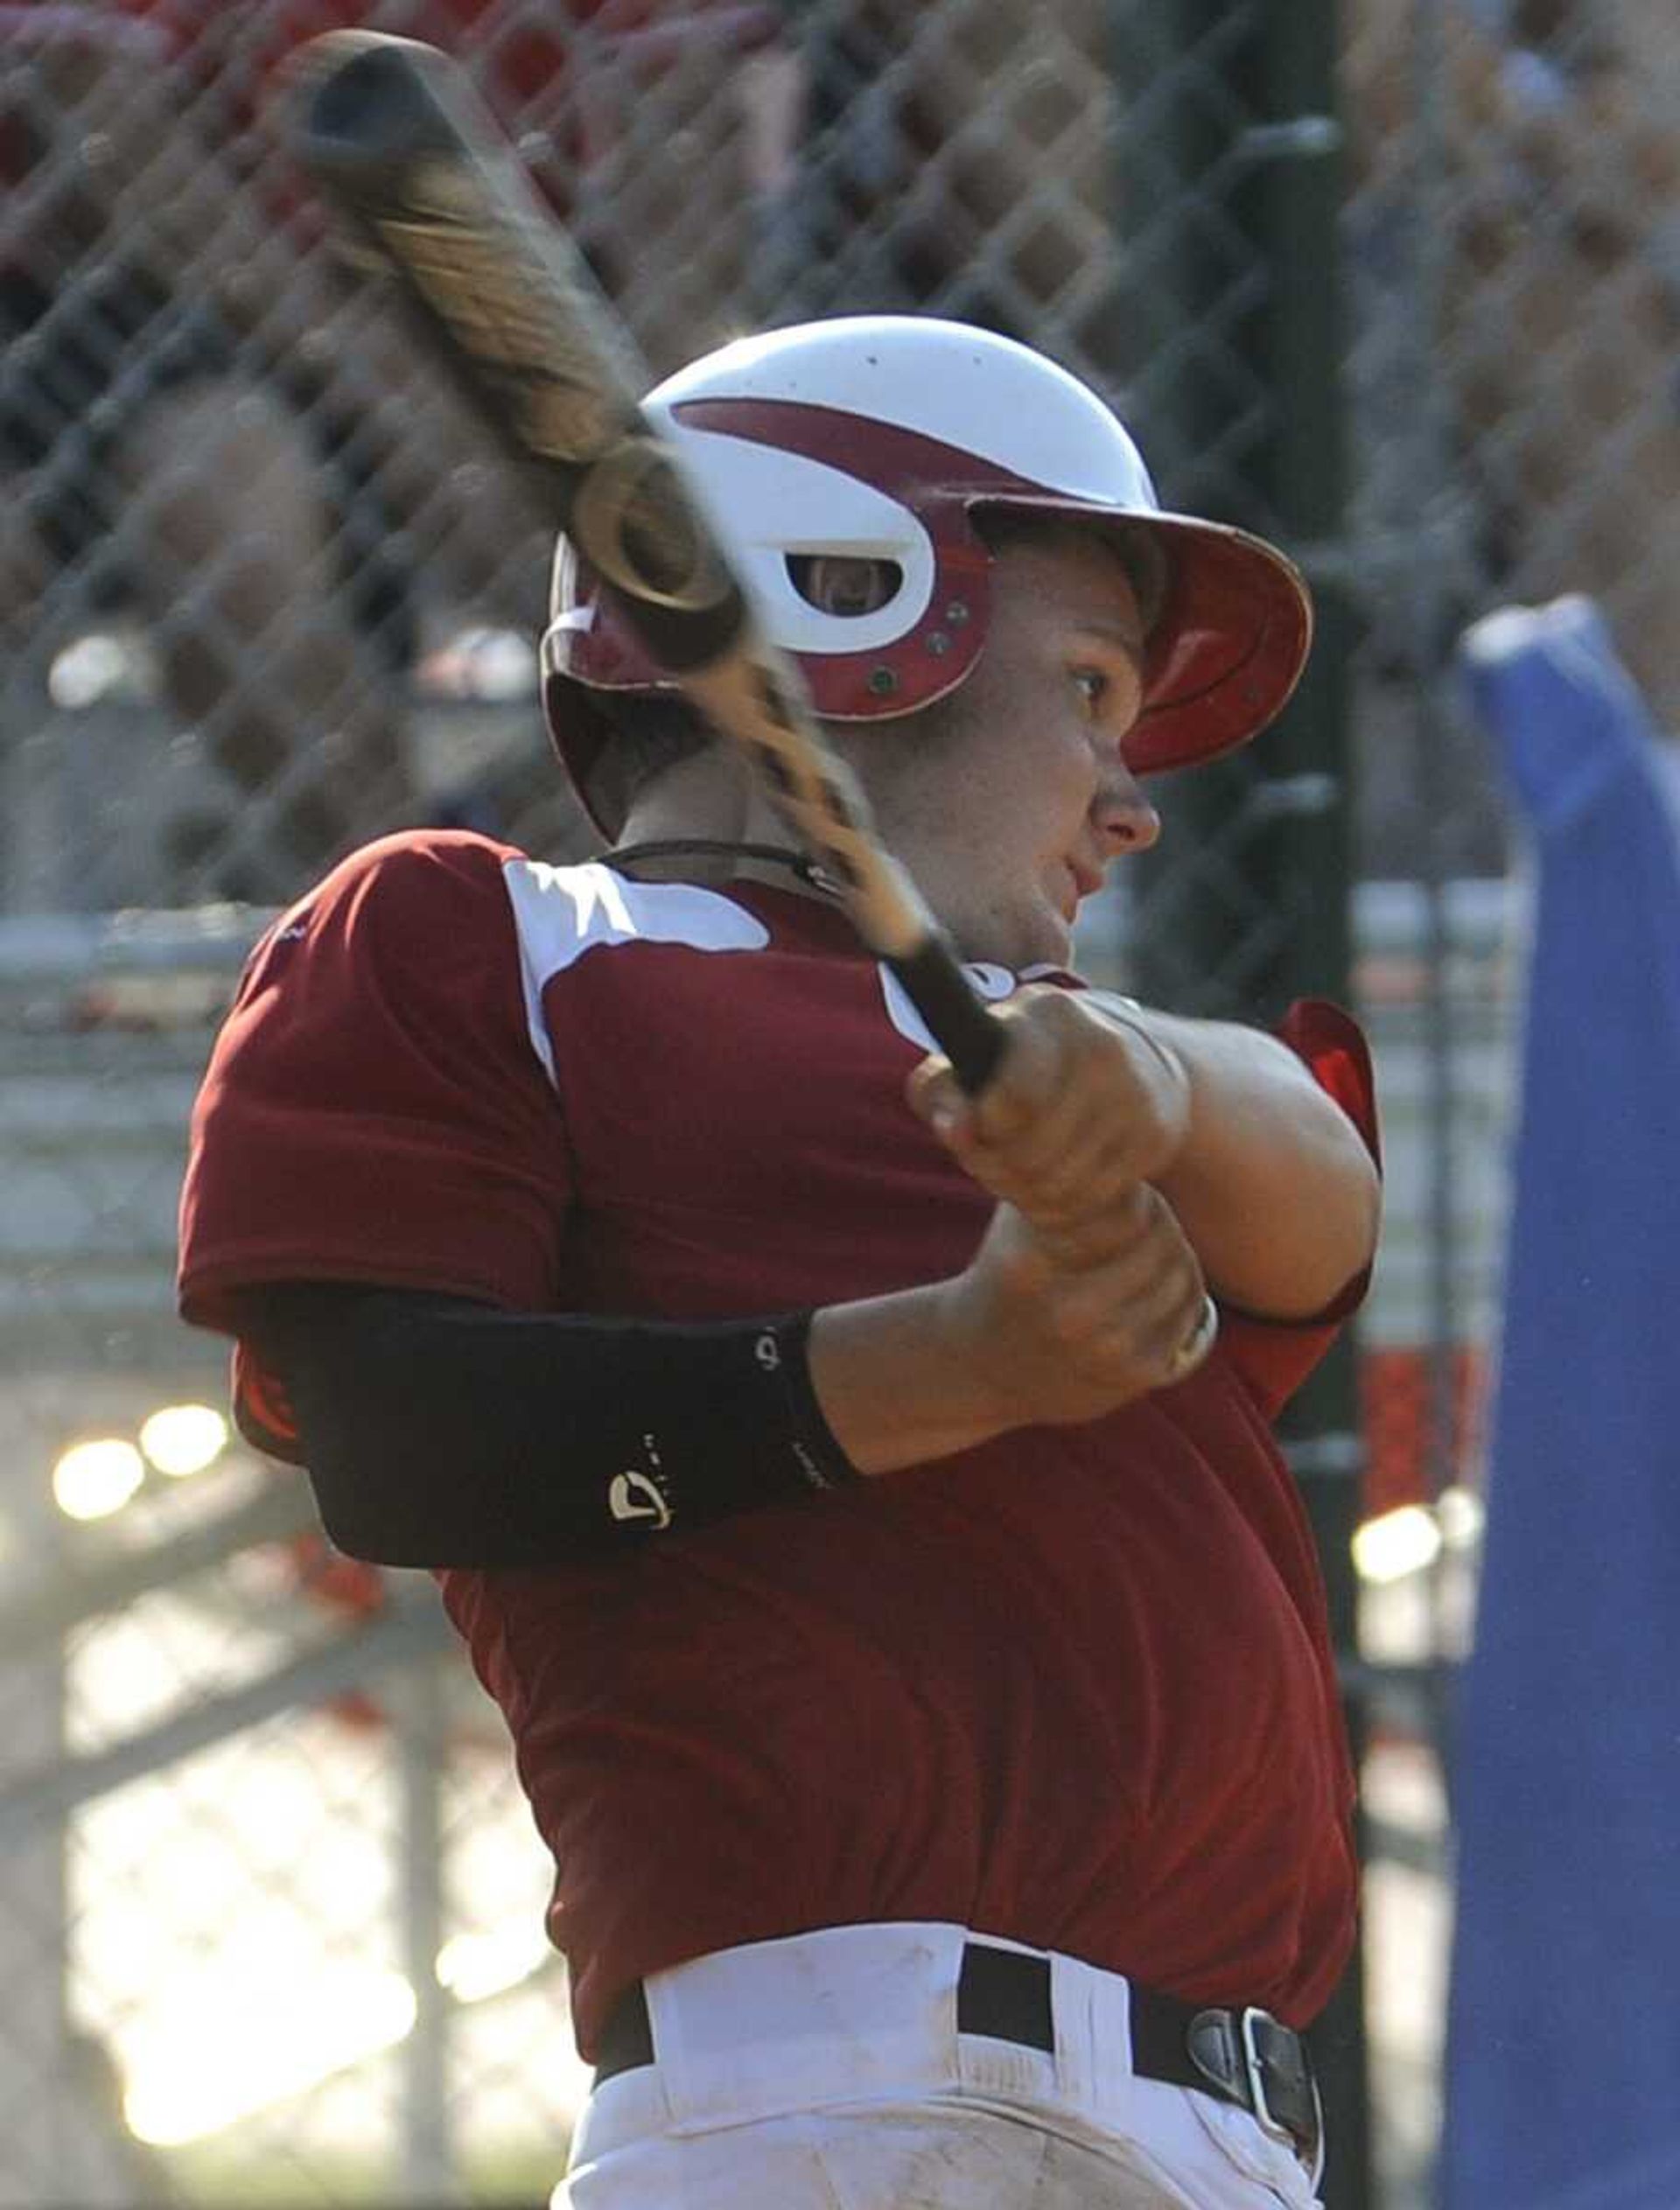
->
<box><xmin>541</xmin><ymin>315</ymin><xmax>1312</xmax><ymax>835</ymax></box>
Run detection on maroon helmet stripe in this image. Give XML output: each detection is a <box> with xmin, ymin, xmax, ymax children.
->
<box><xmin>668</xmin><ymin>397</ymin><xmax>1078</xmax><ymax>503</ymax></box>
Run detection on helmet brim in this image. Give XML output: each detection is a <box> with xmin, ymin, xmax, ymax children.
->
<box><xmin>1127</xmin><ymin>512</ymin><xmax>1313</xmax><ymax>774</ymax></box>
<box><xmin>961</xmin><ymin>493</ymin><xmax>1312</xmax><ymax>775</ymax></box>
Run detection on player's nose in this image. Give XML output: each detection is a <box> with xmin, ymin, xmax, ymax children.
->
<box><xmin>1094</xmin><ymin>766</ymin><xmax>1161</xmax><ymax>856</ymax></box>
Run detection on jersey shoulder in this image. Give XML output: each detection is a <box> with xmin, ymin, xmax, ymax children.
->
<box><xmin>182</xmin><ymin>829</ymin><xmax>578</xmax><ymax>1334</ymax></box>
<box><xmin>245</xmin><ymin>829</ymin><xmax>528</xmax><ymax>989</ymax></box>
<box><xmin>226</xmin><ymin>829</ymin><xmax>543</xmax><ymax>1081</ymax></box>
<box><xmin>277</xmin><ymin>824</ymin><xmax>527</xmax><ymax>917</ymax></box>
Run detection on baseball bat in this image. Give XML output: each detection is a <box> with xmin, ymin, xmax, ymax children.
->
<box><xmin>281</xmin><ymin>31</ymin><xmax>1005</xmax><ymax>1095</ymax></box>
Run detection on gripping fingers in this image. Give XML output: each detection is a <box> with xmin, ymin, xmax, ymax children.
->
<box><xmin>1030</xmin><ymin>1185</ymin><xmax>1157</xmax><ymax>1271</ymax></box>
<box><xmin>909</xmin><ymin>992</ymin><xmax>1183</xmax><ymax>1223</ymax></box>
<box><xmin>1049</xmin><ymin>1216</ymin><xmax>1195</xmax><ymax>1341</ymax></box>
<box><xmin>959</xmin><ymin>1192</ymin><xmax>1215</xmax><ymax>1426</ymax></box>
<box><xmin>1088</xmin><ymin>1269</ymin><xmax>1214</xmax><ymax>1394</ymax></box>
<box><xmin>917</xmin><ymin>1081</ymin><xmax>1137</xmax><ymax>1231</ymax></box>
<box><xmin>908</xmin><ymin>997</ymin><xmax>1064</xmax><ymax>1148</ymax></box>
<box><xmin>1004</xmin><ymin>1120</ymin><xmax>1164</xmax><ymax>1227</ymax></box>
<box><xmin>1045</xmin><ymin>1199</ymin><xmax>1215</xmax><ymax>1393</ymax></box>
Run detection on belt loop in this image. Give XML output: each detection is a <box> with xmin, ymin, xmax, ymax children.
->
<box><xmin>1240</xmin><ymin>2009</ymin><xmax>1295</xmax><ymax>2145</ymax></box>
<box><xmin>1057</xmin><ymin>1948</ymin><xmax>1135</xmax><ymax>2127</ymax></box>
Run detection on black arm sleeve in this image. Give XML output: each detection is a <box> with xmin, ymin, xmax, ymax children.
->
<box><xmin>241</xmin><ymin>1285</ymin><xmax>858</xmax><ymax>1569</ymax></box>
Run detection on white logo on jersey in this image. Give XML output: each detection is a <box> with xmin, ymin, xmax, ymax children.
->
<box><xmin>609</xmin><ymin>1470</ymin><xmax>672</xmax><ymax>1529</ymax></box>
<box><xmin>964</xmin><ymin>962</ymin><xmax>1018</xmax><ymax>1000</ymax></box>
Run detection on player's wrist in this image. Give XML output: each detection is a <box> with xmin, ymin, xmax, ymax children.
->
<box><xmin>808</xmin><ymin>1284</ymin><xmax>1021</xmax><ymax>1474</ymax></box>
<box><xmin>757</xmin><ymin>1311</ymin><xmax>860</xmax><ymax>1497</ymax></box>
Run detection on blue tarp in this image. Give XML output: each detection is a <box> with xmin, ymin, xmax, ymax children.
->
<box><xmin>1441</xmin><ymin>598</ymin><xmax>1680</xmax><ymax>2210</ymax></box>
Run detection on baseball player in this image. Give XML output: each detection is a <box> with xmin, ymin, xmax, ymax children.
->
<box><xmin>178</xmin><ymin>316</ymin><xmax>1381</xmax><ymax>2209</ymax></box>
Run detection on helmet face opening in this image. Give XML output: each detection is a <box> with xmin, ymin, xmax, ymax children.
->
<box><xmin>542</xmin><ymin>317</ymin><xmax>1312</xmax><ymax>836</ymax></box>
<box><xmin>786</xmin><ymin>554</ymin><xmax>905</xmax><ymax>619</ymax></box>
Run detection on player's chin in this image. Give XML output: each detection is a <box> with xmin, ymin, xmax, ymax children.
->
<box><xmin>958</xmin><ymin>882</ymin><xmax>1074</xmax><ymax>971</ymax></box>
<box><xmin>1038</xmin><ymin>878</ymin><xmax>1081</xmax><ymax>966</ymax></box>
<box><xmin>1012</xmin><ymin>893</ymin><xmax>1076</xmax><ymax>972</ymax></box>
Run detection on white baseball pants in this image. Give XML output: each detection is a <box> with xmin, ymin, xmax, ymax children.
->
<box><xmin>556</xmin><ymin>1924</ymin><xmax>1324</xmax><ymax>2210</ymax></box>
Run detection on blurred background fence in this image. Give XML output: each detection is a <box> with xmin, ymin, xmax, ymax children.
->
<box><xmin>2</xmin><ymin>2</ymin><xmax>1673</xmax><ymax>2204</ymax></box>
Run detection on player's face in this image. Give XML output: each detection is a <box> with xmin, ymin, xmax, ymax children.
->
<box><xmin>855</xmin><ymin>528</ymin><xmax>1159</xmax><ymax>970</ymax></box>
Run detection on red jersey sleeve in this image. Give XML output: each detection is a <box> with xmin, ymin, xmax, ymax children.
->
<box><xmin>178</xmin><ymin>829</ymin><xmax>575</xmax><ymax>1341</ymax></box>
<box><xmin>1215</xmin><ymin>998</ymin><xmax>1382</xmax><ymax>1420</ymax></box>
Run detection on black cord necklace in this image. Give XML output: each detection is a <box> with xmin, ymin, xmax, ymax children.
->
<box><xmin>606</xmin><ymin>840</ymin><xmax>841</xmax><ymax>896</ymax></box>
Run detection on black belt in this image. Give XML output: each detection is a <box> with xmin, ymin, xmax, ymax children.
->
<box><xmin>593</xmin><ymin>1939</ymin><xmax>1321</xmax><ymax>2172</ymax></box>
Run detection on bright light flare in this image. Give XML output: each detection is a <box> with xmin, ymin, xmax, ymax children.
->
<box><xmin>1352</xmin><ymin>1504</ymin><xmax>1444</xmax><ymax>1585</ymax></box>
<box><xmin>138</xmin><ymin>1403</ymin><xmax>229</xmax><ymax>1479</ymax></box>
<box><xmin>122</xmin><ymin>1969</ymin><xmax>417</xmax><ymax>2145</ymax></box>
<box><xmin>1437</xmin><ymin>1484</ymin><xmax>1486</xmax><ymax>1549</ymax></box>
<box><xmin>52</xmin><ymin>1439</ymin><xmax>145</xmax><ymax>1522</ymax></box>
<box><xmin>436</xmin><ymin>1922</ymin><xmax>550</xmax><ymax>2004</ymax></box>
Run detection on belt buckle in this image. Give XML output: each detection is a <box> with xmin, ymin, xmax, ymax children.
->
<box><xmin>1239</xmin><ymin>2007</ymin><xmax>1296</xmax><ymax>2147</ymax></box>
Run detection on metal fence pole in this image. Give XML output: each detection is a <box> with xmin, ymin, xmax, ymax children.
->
<box><xmin>1398</xmin><ymin>0</ymin><xmax>1473</xmax><ymax>1785</ymax></box>
<box><xmin>1111</xmin><ymin>4</ymin><xmax>1375</xmax><ymax>2204</ymax></box>
<box><xmin>396</xmin><ymin>1655</ymin><xmax>459</xmax><ymax>2207</ymax></box>
<box><xmin>1244</xmin><ymin>9</ymin><xmax>1374</xmax><ymax>2206</ymax></box>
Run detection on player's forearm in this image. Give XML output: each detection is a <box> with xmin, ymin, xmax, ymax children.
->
<box><xmin>1126</xmin><ymin>1010</ymin><xmax>1381</xmax><ymax>1318</ymax></box>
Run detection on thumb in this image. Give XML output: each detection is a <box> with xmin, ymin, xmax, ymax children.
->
<box><xmin>906</xmin><ymin>1055</ymin><xmax>970</xmax><ymax>1142</ymax></box>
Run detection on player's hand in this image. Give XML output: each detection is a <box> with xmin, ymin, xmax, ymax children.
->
<box><xmin>939</xmin><ymin>1185</ymin><xmax>1214</xmax><ymax>1427</ymax></box>
<box><xmin>906</xmin><ymin>986</ymin><xmax>1192</xmax><ymax>1231</ymax></box>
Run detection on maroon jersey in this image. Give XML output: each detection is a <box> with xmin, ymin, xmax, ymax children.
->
<box><xmin>179</xmin><ymin>829</ymin><xmax>1378</xmax><ymax>2046</ymax></box>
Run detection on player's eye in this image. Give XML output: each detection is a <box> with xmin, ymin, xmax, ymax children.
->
<box><xmin>1071</xmin><ymin>667</ymin><xmax>1110</xmax><ymax>712</ymax></box>
<box><xmin>788</xmin><ymin>555</ymin><xmax>901</xmax><ymax>617</ymax></box>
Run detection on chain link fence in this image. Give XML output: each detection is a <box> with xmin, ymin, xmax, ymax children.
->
<box><xmin>1</xmin><ymin>1</ymin><xmax>1667</xmax><ymax>2203</ymax></box>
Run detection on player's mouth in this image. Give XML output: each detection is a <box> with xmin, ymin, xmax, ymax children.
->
<box><xmin>1057</xmin><ymin>856</ymin><xmax>1104</xmax><ymax>922</ymax></box>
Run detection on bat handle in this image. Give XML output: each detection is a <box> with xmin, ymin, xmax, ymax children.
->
<box><xmin>887</xmin><ymin>937</ymin><xmax>1008</xmax><ymax>1097</ymax></box>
